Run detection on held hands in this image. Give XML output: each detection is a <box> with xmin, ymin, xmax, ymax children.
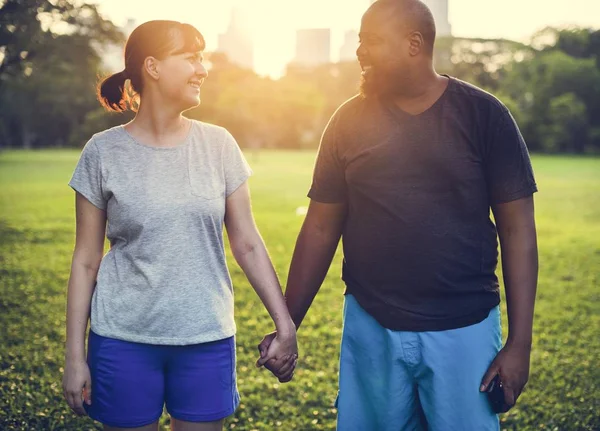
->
<box><xmin>256</xmin><ymin>330</ymin><xmax>298</xmax><ymax>383</ymax></box>
<box><xmin>480</xmin><ymin>342</ymin><xmax>531</xmax><ymax>412</ymax></box>
<box><xmin>62</xmin><ymin>359</ymin><xmax>92</xmax><ymax>415</ymax></box>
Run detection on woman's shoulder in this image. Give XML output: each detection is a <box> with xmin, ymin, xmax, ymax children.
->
<box><xmin>89</xmin><ymin>124</ymin><xmax>128</xmax><ymax>149</ymax></box>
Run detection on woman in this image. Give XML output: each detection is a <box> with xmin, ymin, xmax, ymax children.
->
<box><xmin>62</xmin><ymin>20</ymin><xmax>297</xmax><ymax>431</ymax></box>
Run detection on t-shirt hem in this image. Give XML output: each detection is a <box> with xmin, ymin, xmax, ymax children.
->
<box><xmin>492</xmin><ymin>183</ymin><xmax>538</xmax><ymax>205</ymax></box>
<box><xmin>373</xmin><ymin>305</ymin><xmax>499</xmax><ymax>332</ymax></box>
<box><xmin>346</xmin><ymin>290</ymin><xmax>500</xmax><ymax>332</ymax></box>
<box><xmin>89</xmin><ymin>326</ymin><xmax>237</xmax><ymax>346</ymax></box>
<box><xmin>69</xmin><ymin>182</ymin><xmax>106</xmax><ymax>210</ymax></box>
<box><xmin>226</xmin><ymin>171</ymin><xmax>252</xmax><ymax>197</ymax></box>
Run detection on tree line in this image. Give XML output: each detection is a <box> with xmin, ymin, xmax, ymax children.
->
<box><xmin>1</xmin><ymin>0</ymin><xmax>599</xmax><ymax>153</ymax></box>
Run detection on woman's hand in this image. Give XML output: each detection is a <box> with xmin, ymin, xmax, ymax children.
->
<box><xmin>256</xmin><ymin>330</ymin><xmax>299</xmax><ymax>383</ymax></box>
<box><xmin>62</xmin><ymin>359</ymin><xmax>92</xmax><ymax>415</ymax></box>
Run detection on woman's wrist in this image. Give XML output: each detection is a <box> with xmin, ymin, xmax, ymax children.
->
<box><xmin>65</xmin><ymin>338</ymin><xmax>86</xmax><ymax>363</ymax></box>
<box><xmin>274</xmin><ymin>316</ymin><xmax>296</xmax><ymax>337</ymax></box>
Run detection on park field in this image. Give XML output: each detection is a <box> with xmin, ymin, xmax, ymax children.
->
<box><xmin>0</xmin><ymin>150</ymin><xmax>598</xmax><ymax>430</ymax></box>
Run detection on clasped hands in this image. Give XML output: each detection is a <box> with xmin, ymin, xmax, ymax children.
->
<box><xmin>256</xmin><ymin>331</ymin><xmax>298</xmax><ymax>383</ymax></box>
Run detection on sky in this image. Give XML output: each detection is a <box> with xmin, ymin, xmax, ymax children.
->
<box><xmin>92</xmin><ymin>0</ymin><xmax>600</xmax><ymax>78</ymax></box>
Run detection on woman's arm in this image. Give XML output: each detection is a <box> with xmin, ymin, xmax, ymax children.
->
<box><xmin>224</xmin><ymin>182</ymin><xmax>298</xmax><ymax>371</ymax></box>
<box><xmin>63</xmin><ymin>193</ymin><xmax>106</xmax><ymax>415</ymax></box>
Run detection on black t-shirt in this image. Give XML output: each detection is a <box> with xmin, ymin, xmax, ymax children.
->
<box><xmin>308</xmin><ymin>76</ymin><xmax>537</xmax><ymax>331</ymax></box>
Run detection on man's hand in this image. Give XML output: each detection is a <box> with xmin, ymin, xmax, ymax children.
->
<box><xmin>480</xmin><ymin>342</ymin><xmax>531</xmax><ymax>411</ymax></box>
<box><xmin>257</xmin><ymin>331</ymin><xmax>298</xmax><ymax>383</ymax></box>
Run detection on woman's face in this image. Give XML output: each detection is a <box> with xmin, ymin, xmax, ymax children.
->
<box><xmin>155</xmin><ymin>48</ymin><xmax>208</xmax><ymax>111</ymax></box>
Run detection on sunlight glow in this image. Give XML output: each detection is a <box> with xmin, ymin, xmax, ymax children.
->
<box><xmin>93</xmin><ymin>0</ymin><xmax>600</xmax><ymax>78</ymax></box>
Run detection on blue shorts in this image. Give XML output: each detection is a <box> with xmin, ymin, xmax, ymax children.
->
<box><xmin>84</xmin><ymin>331</ymin><xmax>239</xmax><ymax>428</ymax></box>
<box><xmin>336</xmin><ymin>295</ymin><xmax>502</xmax><ymax>431</ymax></box>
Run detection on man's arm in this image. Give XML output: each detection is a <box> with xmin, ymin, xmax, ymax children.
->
<box><xmin>481</xmin><ymin>195</ymin><xmax>538</xmax><ymax>409</ymax></box>
<box><xmin>256</xmin><ymin>199</ymin><xmax>346</xmax><ymax>381</ymax></box>
<box><xmin>495</xmin><ymin>195</ymin><xmax>538</xmax><ymax>350</ymax></box>
<box><xmin>285</xmin><ymin>200</ymin><xmax>347</xmax><ymax>328</ymax></box>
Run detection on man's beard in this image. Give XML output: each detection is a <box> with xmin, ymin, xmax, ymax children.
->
<box><xmin>359</xmin><ymin>68</ymin><xmax>406</xmax><ymax>99</ymax></box>
<box><xmin>359</xmin><ymin>74</ymin><xmax>377</xmax><ymax>98</ymax></box>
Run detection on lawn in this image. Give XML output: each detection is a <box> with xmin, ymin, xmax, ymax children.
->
<box><xmin>0</xmin><ymin>150</ymin><xmax>598</xmax><ymax>430</ymax></box>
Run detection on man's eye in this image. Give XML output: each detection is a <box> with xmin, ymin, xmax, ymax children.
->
<box><xmin>360</xmin><ymin>38</ymin><xmax>377</xmax><ymax>46</ymax></box>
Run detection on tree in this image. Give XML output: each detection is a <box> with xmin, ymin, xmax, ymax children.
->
<box><xmin>434</xmin><ymin>36</ymin><xmax>534</xmax><ymax>91</ymax></box>
<box><xmin>541</xmin><ymin>93</ymin><xmax>588</xmax><ymax>153</ymax></box>
<box><xmin>0</xmin><ymin>0</ymin><xmax>122</xmax><ymax>86</ymax></box>
<box><xmin>0</xmin><ymin>0</ymin><xmax>123</xmax><ymax>148</ymax></box>
<box><xmin>501</xmin><ymin>50</ymin><xmax>600</xmax><ymax>152</ymax></box>
<box><xmin>188</xmin><ymin>54</ymin><xmax>327</xmax><ymax>150</ymax></box>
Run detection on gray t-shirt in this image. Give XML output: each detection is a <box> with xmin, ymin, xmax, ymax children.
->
<box><xmin>69</xmin><ymin>120</ymin><xmax>252</xmax><ymax>345</ymax></box>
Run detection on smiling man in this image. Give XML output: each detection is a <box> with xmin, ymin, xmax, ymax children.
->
<box><xmin>257</xmin><ymin>0</ymin><xmax>539</xmax><ymax>429</ymax></box>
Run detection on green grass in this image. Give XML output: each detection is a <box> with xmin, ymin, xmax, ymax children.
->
<box><xmin>0</xmin><ymin>150</ymin><xmax>598</xmax><ymax>430</ymax></box>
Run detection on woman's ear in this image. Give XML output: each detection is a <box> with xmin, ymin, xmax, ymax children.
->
<box><xmin>143</xmin><ymin>56</ymin><xmax>160</xmax><ymax>81</ymax></box>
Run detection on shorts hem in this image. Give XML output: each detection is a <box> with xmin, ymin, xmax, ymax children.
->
<box><xmin>169</xmin><ymin>405</ymin><xmax>238</xmax><ymax>423</ymax></box>
<box><xmin>87</xmin><ymin>411</ymin><xmax>162</xmax><ymax>428</ymax></box>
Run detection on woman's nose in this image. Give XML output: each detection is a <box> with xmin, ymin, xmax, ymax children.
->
<box><xmin>196</xmin><ymin>63</ymin><xmax>208</xmax><ymax>79</ymax></box>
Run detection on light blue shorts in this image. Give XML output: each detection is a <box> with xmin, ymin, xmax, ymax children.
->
<box><xmin>336</xmin><ymin>295</ymin><xmax>502</xmax><ymax>431</ymax></box>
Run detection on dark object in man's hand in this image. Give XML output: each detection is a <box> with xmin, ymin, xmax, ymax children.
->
<box><xmin>486</xmin><ymin>374</ymin><xmax>511</xmax><ymax>413</ymax></box>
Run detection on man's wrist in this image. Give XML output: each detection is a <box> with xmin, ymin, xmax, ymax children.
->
<box><xmin>506</xmin><ymin>335</ymin><xmax>532</xmax><ymax>350</ymax></box>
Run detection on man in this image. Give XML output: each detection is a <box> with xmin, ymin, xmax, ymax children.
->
<box><xmin>257</xmin><ymin>0</ymin><xmax>538</xmax><ymax>429</ymax></box>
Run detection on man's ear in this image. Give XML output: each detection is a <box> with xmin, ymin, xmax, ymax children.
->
<box><xmin>143</xmin><ymin>56</ymin><xmax>160</xmax><ymax>80</ymax></box>
<box><xmin>407</xmin><ymin>31</ymin><xmax>424</xmax><ymax>56</ymax></box>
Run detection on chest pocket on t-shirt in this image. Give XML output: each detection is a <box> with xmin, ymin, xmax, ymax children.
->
<box><xmin>188</xmin><ymin>160</ymin><xmax>225</xmax><ymax>200</ymax></box>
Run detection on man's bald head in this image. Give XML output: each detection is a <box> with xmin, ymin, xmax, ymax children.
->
<box><xmin>368</xmin><ymin>0</ymin><xmax>437</xmax><ymax>55</ymax></box>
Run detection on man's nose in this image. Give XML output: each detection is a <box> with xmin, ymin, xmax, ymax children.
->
<box><xmin>356</xmin><ymin>43</ymin><xmax>367</xmax><ymax>58</ymax></box>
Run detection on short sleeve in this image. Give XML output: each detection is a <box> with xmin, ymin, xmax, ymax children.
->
<box><xmin>307</xmin><ymin>112</ymin><xmax>347</xmax><ymax>203</ymax></box>
<box><xmin>222</xmin><ymin>130</ymin><xmax>252</xmax><ymax>196</ymax></box>
<box><xmin>68</xmin><ymin>138</ymin><xmax>107</xmax><ymax>210</ymax></box>
<box><xmin>484</xmin><ymin>110</ymin><xmax>538</xmax><ymax>205</ymax></box>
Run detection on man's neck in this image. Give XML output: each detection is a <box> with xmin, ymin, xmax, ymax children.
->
<box><xmin>390</xmin><ymin>70</ymin><xmax>449</xmax><ymax>116</ymax></box>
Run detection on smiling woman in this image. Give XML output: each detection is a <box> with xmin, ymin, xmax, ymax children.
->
<box><xmin>62</xmin><ymin>18</ymin><xmax>298</xmax><ymax>431</ymax></box>
<box><xmin>97</xmin><ymin>20</ymin><xmax>207</xmax><ymax>113</ymax></box>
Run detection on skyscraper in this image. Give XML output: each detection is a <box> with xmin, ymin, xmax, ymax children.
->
<box><xmin>339</xmin><ymin>30</ymin><xmax>359</xmax><ymax>62</ymax></box>
<box><xmin>294</xmin><ymin>29</ymin><xmax>331</xmax><ymax>67</ymax></box>
<box><xmin>422</xmin><ymin>0</ymin><xmax>452</xmax><ymax>36</ymax></box>
<box><xmin>217</xmin><ymin>6</ymin><xmax>254</xmax><ymax>70</ymax></box>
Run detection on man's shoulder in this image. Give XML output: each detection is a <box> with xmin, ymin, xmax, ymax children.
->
<box><xmin>337</xmin><ymin>94</ymin><xmax>364</xmax><ymax>110</ymax></box>
<box><xmin>331</xmin><ymin>94</ymin><xmax>369</xmax><ymax>123</ymax></box>
<box><xmin>447</xmin><ymin>76</ymin><xmax>509</xmax><ymax>116</ymax></box>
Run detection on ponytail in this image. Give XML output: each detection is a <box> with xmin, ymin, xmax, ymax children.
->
<box><xmin>97</xmin><ymin>70</ymin><xmax>131</xmax><ymax>113</ymax></box>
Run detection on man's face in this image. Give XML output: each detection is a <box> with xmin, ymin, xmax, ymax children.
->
<box><xmin>357</xmin><ymin>7</ymin><xmax>412</xmax><ymax>98</ymax></box>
